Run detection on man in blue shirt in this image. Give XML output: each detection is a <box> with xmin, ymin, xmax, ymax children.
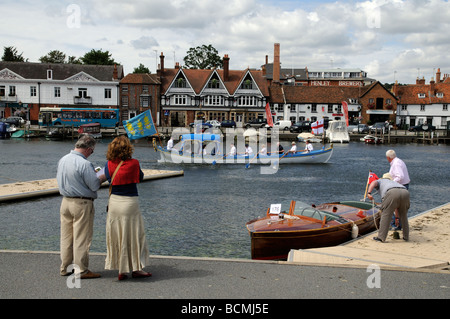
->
<box><xmin>57</xmin><ymin>134</ymin><xmax>106</xmax><ymax>279</ymax></box>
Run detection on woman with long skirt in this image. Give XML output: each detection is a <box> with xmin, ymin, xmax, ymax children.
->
<box><xmin>104</xmin><ymin>135</ymin><xmax>151</xmax><ymax>281</ymax></box>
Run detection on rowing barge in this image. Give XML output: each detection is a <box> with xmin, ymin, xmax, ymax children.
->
<box><xmin>246</xmin><ymin>200</ymin><xmax>381</xmax><ymax>260</ymax></box>
<box><xmin>155</xmin><ymin>134</ymin><xmax>333</xmax><ymax>165</ymax></box>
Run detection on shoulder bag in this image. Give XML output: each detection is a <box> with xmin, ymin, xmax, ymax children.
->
<box><xmin>106</xmin><ymin>160</ymin><xmax>123</xmax><ymax>212</ymax></box>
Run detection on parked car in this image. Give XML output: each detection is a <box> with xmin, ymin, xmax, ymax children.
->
<box><xmin>189</xmin><ymin>120</ymin><xmax>212</xmax><ymax>129</ymax></box>
<box><xmin>220</xmin><ymin>120</ymin><xmax>236</xmax><ymax>128</ymax></box>
<box><xmin>245</xmin><ymin>118</ymin><xmax>267</xmax><ymax>128</ymax></box>
<box><xmin>1</xmin><ymin>116</ymin><xmax>25</xmax><ymax>127</ymax></box>
<box><xmin>348</xmin><ymin>124</ymin><xmax>369</xmax><ymax>134</ymax></box>
<box><xmin>206</xmin><ymin>120</ymin><xmax>221</xmax><ymax>128</ymax></box>
<box><xmin>266</xmin><ymin>120</ymin><xmax>292</xmax><ymax>131</ymax></box>
<box><xmin>290</xmin><ymin>121</ymin><xmax>311</xmax><ymax>133</ymax></box>
<box><xmin>408</xmin><ymin>123</ymin><xmax>436</xmax><ymax>132</ymax></box>
<box><xmin>370</xmin><ymin>122</ymin><xmax>386</xmax><ymax>134</ymax></box>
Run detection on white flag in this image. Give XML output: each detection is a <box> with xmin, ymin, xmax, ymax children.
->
<box><xmin>311</xmin><ymin>119</ymin><xmax>324</xmax><ymax>135</ymax></box>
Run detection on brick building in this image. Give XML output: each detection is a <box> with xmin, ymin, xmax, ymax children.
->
<box><xmin>119</xmin><ymin>73</ymin><xmax>160</xmax><ymax>125</ymax></box>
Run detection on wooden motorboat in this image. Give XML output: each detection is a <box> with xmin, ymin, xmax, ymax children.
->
<box><xmin>155</xmin><ymin>133</ymin><xmax>333</xmax><ymax>165</ymax></box>
<box><xmin>246</xmin><ymin>200</ymin><xmax>381</xmax><ymax>260</ymax></box>
<box><xmin>45</xmin><ymin>125</ymin><xmax>72</xmax><ymax>140</ymax></box>
<box><xmin>363</xmin><ymin>135</ymin><xmax>383</xmax><ymax>144</ymax></box>
<box><xmin>78</xmin><ymin>123</ymin><xmax>102</xmax><ymax>138</ymax></box>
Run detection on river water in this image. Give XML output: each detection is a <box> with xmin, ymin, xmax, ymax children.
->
<box><xmin>0</xmin><ymin>137</ymin><xmax>449</xmax><ymax>259</ymax></box>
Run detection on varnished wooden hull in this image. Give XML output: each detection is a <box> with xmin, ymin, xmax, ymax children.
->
<box><xmin>247</xmin><ymin>201</ymin><xmax>381</xmax><ymax>260</ymax></box>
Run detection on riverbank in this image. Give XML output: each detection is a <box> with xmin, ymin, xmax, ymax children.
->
<box><xmin>288</xmin><ymin>203</ymin><xmax>450</xmax><ymax>271</ymax></box>
<box><xmin>0</xmin><ymin>169</ymin><xmax>183</xmax><ymax>202</ymax></box>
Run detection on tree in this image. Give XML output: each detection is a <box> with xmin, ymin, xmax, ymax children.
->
<box><xmin>80</xmin><ymin>49</ymin><xmax>117</xmax><ymax>65</ymax></box>
<box><xmin>133</xmin><ymin>63</ymin><xmax>150</xmax><ymax>74</ymax></box>
<box><xmin>39</xmin><ymin>50</ymin><xmax>67</xmax><ymax>63</ymax></box>
<box><xmin>183</xmin><ymin>44</ymin><xmax>222</xmax><ymax>69</ymax></box>
<box><xmin>2</xmin><ymin>46</ymin><xmax>27</xmax><ymax>62</ymax></box>
<box><xmin>67</xmin><ymin>56</ymin><xmax>82</xmax><ymax>64</ymax></box>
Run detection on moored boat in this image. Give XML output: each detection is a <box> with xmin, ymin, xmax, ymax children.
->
<box><xmin>363</xmin><ymin>135</ymin><xmax>383</xmax><ymax>144</ymax></box>
<box><xmin>326</xmin><ymin>120</ymin><xmax>350</xmax><ymax>143</ymax></box>
<box><xmin>78</xmin><ymin>123</ymin><xmax>102</xmax><ymax>138</ymax></box>
<box><xmin>155</xmin><ymin>133</ymin><xmax>333</xmax><ymax>165</ymax></box>
<box><xmin>45</xmin><ymin>125</ymin><xmax>72</xmax><ymax>140</ymax></box>
<box><xmin>246</xmin><ymin>200</ymin><xmax>381</xmax><ymax>260</ymax></box>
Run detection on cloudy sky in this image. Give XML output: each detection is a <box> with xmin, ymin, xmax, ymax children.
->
<box><xmin>2</xmin><ymin>0</ymin><xmax>450</xmax><ymax>84</ymax></box>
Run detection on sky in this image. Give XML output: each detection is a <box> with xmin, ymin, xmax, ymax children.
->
<box><xmin>2</xmin><ymin>0</ymin><xmax>450</xmax><ymax>84</ymax></box>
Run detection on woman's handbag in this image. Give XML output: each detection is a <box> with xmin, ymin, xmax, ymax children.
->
<box><xmin>106</xmin><ymin>160</ymin><xmax>123</xmax><ymax>212</ymax></box>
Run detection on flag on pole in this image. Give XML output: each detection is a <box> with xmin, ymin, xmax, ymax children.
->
<box><xmin>342</xmin><ymin>101</ymin><xmax>349</xmax><ymax>127</ymax></box>
<box><xmin>368</xmin><ymin>171</ymin><xmax>379</xmax><ymax>185</ymax></box>
<box><xmin>311</xmin><ymin>119</ymin><xmax>324</xmax><ymax>135</ymax></box>
<box><xmin>265</xmin><ymin>102</ymin><xmax>274</xmax><ymax>127</ymax></box>
<box><xmin>123</xmin><ymin>110</ymin><xmax>157</xmax><ymax>140</ymax></box>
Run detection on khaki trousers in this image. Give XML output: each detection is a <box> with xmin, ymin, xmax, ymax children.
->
<box><xmin>60</xmin><ymin>197</ymin><xmax>95</xmax><ymax>275</ymax></box>
<box><xmin>378</xmin><ymin>188</ymin><xmax>410</xmax><ymax>241</ymax></box>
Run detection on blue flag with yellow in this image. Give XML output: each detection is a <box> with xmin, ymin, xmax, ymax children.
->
<box><xmin>123</xmin><ymin>110</ymin><xmax>157</xmax><ymax>140</ymax></box>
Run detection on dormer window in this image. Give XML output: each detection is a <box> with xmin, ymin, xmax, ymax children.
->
<box><xmin>437</xmin><ymin>92</ymin><xmax>444</xmax><ymax>98</ymax></box>
<box><xmin>418</xmin><ymin>93</ymin><xmax>426</xmax><ymax>98</ymax></box>
<box><xmin>47</xmin><ymin>69</ymin><xmax>53</xmax><ymax>80</ymax></box>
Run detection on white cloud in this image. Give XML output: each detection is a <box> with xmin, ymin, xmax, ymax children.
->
<box><xmin>1</xmin><ymin>0</ymin><xmax>450</xmax><ymax>83</ymax></box>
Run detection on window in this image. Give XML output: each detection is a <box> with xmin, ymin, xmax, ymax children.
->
<box><xmin>418</xmin><ymin>93</ymin><xmax>426</xmax><ymax>98</ymax></box>
<box><xmin>208</xmin><ymin>78</ymin><xmax>220</xmax><ymax>89</ymax></box>
<box><xmin>327</xmin><ymin>105</ymin><xmax>333</xmax><ymax>113</ymax></box>
<box><xmin>54</xmin><ymin>87</ymin><xmax>61</xmax><ymax>98</ymax></box>
<box><xmin>122</xmin><ymin>85</ymin><xmax>128</xmax><ymax>92</ymax></box>
<box><xmin>401</xmin><ymin>104</ymin><xmax>408</xmax><ymax>111</ymax></box>
<box><xmin>47</xmin><ymin>69</ymin><xmax>53</xmax><ymax>80</ymax></box>
<box><xmin>237</xmin><ymin>96</ymin><xmax>256</xmax><ymax>106</ymax></box>
<box><xmin>105</xmin><ymin>88</ymin><xmax>112</xmax><ymax>99</ymax></box>
<box><xmin>140</xmin><ymin>95</ymin><xmax>150</xmax><ymax>108</ymax></box>
<box><xmin>175</xmin><ymin>78</ymin><xmax>186</xmax><ymax>88</ymax></box>
<box><xmin>9</xmin><ymin>86</ymin><xmax>16</xmax><ymax>96</ymax></box>
<box><xmin>121</xmin><ymin>96</ymin><xmax>128</xmax><ymax>107</ymax></box>
<box><xmin>241</xmin><ymin>79</ymin><xmax>253</xmax><ymax>90</ymax></box>
<box><xmin>443</xmin><ymin>104</ymin><xmax>448</xmax><ymax>111</ymax></box>
<box><xmin>437</xmin><ymin>93</ymin><xmax>444</xmax><ymax>98</ymax></box>
<box><xmin>78</xmin><ymin>88</ymin><xmax>87</xmax><ymax>98</ymax></box>
<box><xmin>142</xmin><ymin>85</ymin><xmax>149</xmax><ymax>93</ymax></box>
<box><xmin>420</xmin><ymin>104</ymin><xmax>425</xmax><ymax>111</ymax></box>
<box><xmin>0</xmin><ymin>86</ymin><xmax>5</xmax><ymax>96</ymax></box>
<box><xmin>174</xmin><ymin>95</ymin><xmax>187</xmax><ymax>105</ymax></box>
<box><xmin>204</xmin><ymin>95</ymin><xmax>224</xmax><ymax>106</ymax></box>
<box><xmin>30</xmin><ymin>86</ymin><xmax>36</xmax><ymax>97</ymax></box>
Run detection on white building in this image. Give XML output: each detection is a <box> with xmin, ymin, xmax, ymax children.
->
<box><xmin>0</xmin><ymin>62</ymin><xmax>123</xmax><ymax>123</ymax></box>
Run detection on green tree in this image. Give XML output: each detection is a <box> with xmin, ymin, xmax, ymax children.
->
<box><xmin>2</xmin><ymin>46</ymin><xmax>27</xmax><ymax>62</ymax></box>
<box><xmin>183</xmin><ymin>44</ymin><xmax>222</xmax><ymax>69</ymax></box>
<box><xmin>67</xmin><ymin>56</ymin><xmax>82</xmax><ymax>64</ymax></box>
<box><xmin>39</xmin><ymin>50</ymin><xmax>67</xmax><ymax>63</ymax></box>
<box><xmin>133</xmin><ymin>63</ymin><xmax>150</xmax><ymax>74</ymax></box>
<box><xmin>80</xmin><ymin>49</ymin><xmax>117</xmax><ymax>65</ymax></box>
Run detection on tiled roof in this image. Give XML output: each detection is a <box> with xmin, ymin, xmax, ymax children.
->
<box><xmin>120</xmin><ymin>73</ymin><xmax>160</xmax><ymax>84</ymax></box>
<box><xmin>396</xmin><ymin>82</ymin><xmax>450</xmax><ymax>104</ymax></box>
<box><xmin>161</xmin><ymin>68</ymin><xmax>269</xmax><ymax>96</ymax></box>
<box><xmin>0</xmin><ymin>61</ymin><xmax>123</xmax><ymax>81</ymax></box>
<box><xmin>269</xmin><ymin>84</ymin><xmax>370</xmax><ymax>104</ymax></box>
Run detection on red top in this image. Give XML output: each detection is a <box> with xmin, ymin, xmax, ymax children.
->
<box><xmin>107</xmin><ymin>159</ymin><xmax>141</xmax><ymax>185</ymax></box>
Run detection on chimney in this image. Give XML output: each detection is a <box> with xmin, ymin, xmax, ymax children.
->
<box><xmin>273</xmin><ymin>43</ymin><xmax>280</xmax><ymax>83</ymax></box>
<box><xmin>223</xmin><ymin>54</ymin><xmax>230</xmax><ymax>82</ymax></box>
<box><xmin>430</xmin><ymin>77</ymin><xmax>435</xmax><ymax>94</ymax></box>
<box><xmin>113</xmin><ymin>64</ymin><xmax>118</xmax><ymax>80</ymax></box>
<box><xmin>175</xmin><ymin>62</ymin><xmax>180</xmax><ymax>69</ymax></box>
<box><xmin>436</xmin><ymin>68</ymin><xmax>441</xmax><ymax>83</ymax></box>
<box><xmin>160</xmin><ymin>52</ymin><xmax>165</xmax><ymax>73</ymax></box>
<box><xmin>393</xmin><ymin>80</ymin><xmax>399</xmax><ymax>96</ymax></box>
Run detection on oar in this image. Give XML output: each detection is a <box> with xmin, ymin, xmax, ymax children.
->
<box><xmin>272</xmin><ymin>151</ymin><xmax>288</xmax><ymax>169</ymax></box>
<box><xmin>212</xmin><ymin>153</ymin><xmax>227</xmax><ymax>165</ymax></box>
<box><xmin>245</xmin><ymin>150</ymin><xmax>262</xmax><ymax>169</ymax></box>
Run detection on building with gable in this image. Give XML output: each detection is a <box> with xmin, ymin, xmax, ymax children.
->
<box><xmin>0</xmin><ymin>62</ymin><xmax>123</xmax><ymax>123</ymax></box>
<box><xmin>393</xmin><ymin>68</ymin><xmax>450</xmax><ymax>129</ymax></box>
<box><xmin>157</xmin><ymin>53</ymin><xmax>269</xmax><ymax>127</ymax></box>
<box><xmin>119</xmin><ymin>73</ymin><xmax>160</xmax><ymax>125</ymax></box>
